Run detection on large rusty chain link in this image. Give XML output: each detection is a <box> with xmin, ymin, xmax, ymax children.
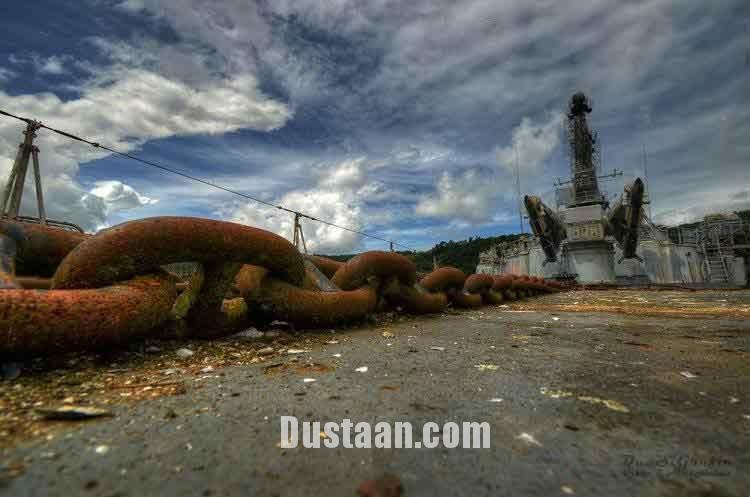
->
<box><xmin>0</xmin><ymin>217</ymin><xmax>567</xmax><ymax>358</ymax></box>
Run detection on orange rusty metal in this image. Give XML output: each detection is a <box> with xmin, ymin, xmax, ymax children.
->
<box><xmin>492</xmin><ymin>275</ymin><xmax>514</xmax><ymax>291</ymax></box>
<box><xmin>16</xmin><ymin>276</ymin><xmax>52</xmax><ymax>289</ymax></box>
<box><xmin>0</xmin><ymin>274</ymin><xmax>177</xmax><ymax>358</ymax></box>
<box><xmin>482</xmin><ymin>289</ymin><xmax>505</xmax><ymax>305</ymax></box>
<box><xmin>502</xmin><ymin>289</ymin><xmax>518</xmax><ymax>300</ymax></box>
<box><xmin>390</xmin><ymin>284</ymin><xmax>448</xmax><ymax>314</ymax></box>
<box><xmin>234</xmin><ymin>264</ymin><xmax>270</xmax><ymax>300</ymax></box>
<box><xmin>306</xmin><ymin>255</ymin><xmax>344</xmax><ymax>279</ymax></box>
<box><xmin>464</xmin><ymin>273</ymin><xmax>495</xmax><ymax>294</ymax></box>
<box><xmin>1</xmin><ymin>232</ymin><xmax>16</xmax><ymax>276</ymax></box>
<box><xmin>510</xmin><ymin>274</ymin><xmax>529</xmax><ymax>290</ymax></box>
<box><xmin>0</xmin><ymin>219</ymin><xmax>88</xmax><ymax>277</ymax></box>
<box><xmin>419</xmin><ymin>267</ymin><xmax>467</xmax><ymax>292</ymax></box>
<box><xmin>450</xmin><ymin>291</ymin><xmax>483</xmax><ymax>308</ymax></box>
<box><xmin>302</xmin><ymin>266</ymin><xmax>326</xmax><ymax>290</ymax></box>
<box><xmin>530</xmin><ymin>276</ymin><xmax>545</xmax><ymax>291</ymax></box>
<box><xmin>331</xmin><ymin>251</ymin><xmax>416</xmax><ymax>291</ymax></box>
<box><xmin>0</xmin><ymin>214</ymin><xmax>572</xmax><ymax>357</ymax></box>
<box><xmin>186</xmin><ymin>261</ymin><xmax>244</xmax><ymax>337</ymax></box>
<box><xmin>0</xmin><ymin>269</ymin><xmax>19</xmax><ymax>289</ymax></box>
<box><xmin>249</xmin><ymin>278</ymin><xmax>378</xmax><ymax>326</ymax></box>
<box><xmin>52</xmin><ymin>217</ymin><xmax>305</xmax><ymax>290</ymax></box>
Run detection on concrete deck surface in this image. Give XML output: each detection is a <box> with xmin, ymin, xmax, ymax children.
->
<box><xmin>1</xmin><ymin>289</ymin><xmax>749</xmax><ymax>496</ymax></box>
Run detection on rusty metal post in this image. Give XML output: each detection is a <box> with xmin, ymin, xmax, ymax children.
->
<box><xmin>2</xmin><ymin>120</ymin><xmax>42</xmax><ymax>219</ymax></box>
<box><xmin>1</xmin><ymin>144</ymin><xmax>24</xmax><ymax>214</ymax></box>
<box><xmin>292</xmin><ymin>212</ymin><xmax>307</xmax><ymax>254</ymax></box>
<box><xmin>31</xmin><ymin>145</ymin><xmax>46</xmax><ymax>224</ymax></box>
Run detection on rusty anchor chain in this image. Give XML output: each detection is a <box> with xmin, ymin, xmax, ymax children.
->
<box><xmin>0</xmin><ymin>216</ymin><xmax>565</xmax><ymax>358</ymax></box>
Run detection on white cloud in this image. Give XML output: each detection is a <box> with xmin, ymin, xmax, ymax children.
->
<box><xmin>416</xmin><ymin>112</ymin><xmax>562</xmax><ymax>224</ymax></box>
<box><xmin>496</xmin><ymin>113</ymin><xmax>562</xmax><ymax>176</ymax></box>
<box><xmin>1</xmin><ymin>0</ymin><xmax>745</xmax><ymax>244</ymax></box>
<box><xmin>391</xmin><ymin>143</ymin><xmax>450</xmax><ymax>164</ymax></box>
<box><xmin>416</xmin><ymin>169</ymin><xmax>500</xmax><ymax>223</ymax></box>
<box><xmin>320</xmin><ymin>157</ymin><xmax>366</xmax><ymax>190</ymax></box>
<box><xmin>223</xmin><ymin>158</ymin><xmax>371</xmax><ymax>254</ymax></box>
<box><xmin>90</xmin><ymin>180</ymin><xmax>158</xmax><ymax>214</ymax></box>
<box><xmin>0</xmin><ymin>66</ymin><xmax>291</xmax><ymax>231</ymax></box>
<box><xmin>37</xmin><ymin>56</ymin><xmax>66</xmax><ymax>75</ymax></box>
<box><xmin>653</xmin><ymin>188</ymin><xmax>750</xmax><ymax>226</ymax></box>
<box><xmin>0</xmin><ymin>68</ymin><xmax>16</xmax><ymax>82</ymax></box>
<box><xmin>117</xmin><ymin>0</ymin><xmax>146</xmax><ymax>12</ymax></box>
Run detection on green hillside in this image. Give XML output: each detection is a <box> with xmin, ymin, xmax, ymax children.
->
<box><xmin>322</xmin><ymin>233</ymin><xmax>523</xmax><ymax>275</ymax></box>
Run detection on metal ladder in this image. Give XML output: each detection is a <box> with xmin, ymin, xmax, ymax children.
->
<box><xmin>702</xmin><ymin>222</ymin><xmax>731</xmax><ymax>283</ymax></box>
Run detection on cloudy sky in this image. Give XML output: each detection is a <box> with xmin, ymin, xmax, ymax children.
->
<box><xmin>0</xmin><ymin>1</ymin><xmax>748</xmax><ymax>253</ymax></box>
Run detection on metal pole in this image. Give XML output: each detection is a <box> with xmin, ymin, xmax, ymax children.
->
<box><xmin>31</xmin><ymin>146</ymin><xmax>46</xmax><ymax>224</ymax></box>
<box><xmin>292</xmin><ymin>212</ymin><xmax>308</xmax><ymax>254</ymax></box>
<box><xmin>292</xmin><ymin>212</ymin><xmax>300</xmax><ymax>249</ymax></box>
<box><xmin>7</xmin><ymin>121</ymin><xmax>39</xmax><ymax>218</ymax></box>
<box><xmin>8</xmin><ymin>144</ymin><xmax>31</xmax><ymax>217</ymax></box>
<box><xmin>1</xmin><ymin>144</ymin><xmax>24</xmax><ymax>215</ymax></box>
<box><xmin>298</xmin><ymin>218</ymin><xmax>307</xmax><ymax>254</ymax></box>
<box><xmin>514</xmin><ymin>144</ymin><xmax>524</xmax><ymax>234</ymax></box>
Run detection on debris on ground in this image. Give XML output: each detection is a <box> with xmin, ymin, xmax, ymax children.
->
<box><xmin>680</xmin><ymin>371</ymin><xmax>698</xmax><ymax>379</ymax></box>
<box><xmin>35</xmin><ymin>405</ymin><xmax>114</xmax><ymax>421</ymax></box>
<box><xmin>232</xmin><ymin>328</ymin><xmax>264</xmax><ymax>339</ymax></box>
<box><xmin>510</xmin><ymin>289</ymin><xmax>750</xmax><ymax>320</ymax></box>
<box><xmin>474</xmin><ymin>364</ymin><xmax>499</xmax><ymax>371</ymax></box>
<box><xmin>540</xmin><ymin>387</ymin><xmax>630</xmax><ymax>413</ymax></box>
<box><xmin>516</xmin><ymin>432</ymin><xmax>542</xmax><ymax>446</ymax></box>
<box><xmin>430</xmin><ymin>346</ymin><xmax>446</xmax><ymax>352</ymax></box>
<box><xmin>355</xmin><ymin>366</ymin><xmax>369</xmax><ymax>373</ymax></box>
<box><xmin>175</xmin><ymin>348</ymin><xmax>194</xmax><ymax>359</ymax></box>
<box><xmin>577</xmin><ymin>396</ymin><xmax>630</xmax><ymax>413</ymax></box>
<box><xmin>356</xmin><ymin>474</ymin><xmax>402</xmax><ymax>497</ymax></box>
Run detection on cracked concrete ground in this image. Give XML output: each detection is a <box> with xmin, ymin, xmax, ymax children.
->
<box><xmin>1</xmin><ymin>289</ymin><xmax>749</xmax><ymax>497</ymax></box>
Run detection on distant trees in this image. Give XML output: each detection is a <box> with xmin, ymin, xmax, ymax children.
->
<box><xmin>319</xmin><ymin>233</ymin><xmax>523</xmax><ymax>275</ymax></box>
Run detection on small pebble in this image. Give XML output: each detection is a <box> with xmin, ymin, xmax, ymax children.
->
<box><xmin>175</xmin><ymin>348</ymin><xmax>194</xmax><ymax>359</ymax></box>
